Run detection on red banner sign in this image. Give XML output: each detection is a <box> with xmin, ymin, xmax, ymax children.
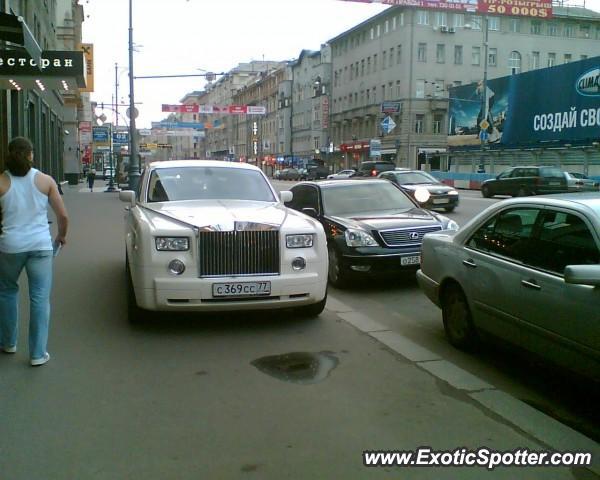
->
<box><xmin>162</xmin><ymin>104</ymin><xmax>200</xmax><ymax>113</ymax></box>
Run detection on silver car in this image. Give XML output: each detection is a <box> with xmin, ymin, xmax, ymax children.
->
<box><xmin>417</xmin><ymin>193</ymin><xmax>600</xmax><ymax>380</ymax></box>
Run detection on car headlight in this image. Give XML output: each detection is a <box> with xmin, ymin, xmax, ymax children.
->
<box><xmin>445</xmin><ymin>220</ymin><xmax>460</xmax><ymax>231</ymax></box>
<box><xmin>414</xmin><ymin>187</ymin><xmax>431</xmax><ymax>203</ymax></box>
<box><xmin>345</xmin><ymin>228</ymin><xmax>378</xmax><ymax>247</ymax></box>
<box><xmin>155</xmin><ymin>237</ymin><xmax>189</xmax><ymax>251</ymax></box>
<box><xmin>286</xmin><ymin>234</ymin><xmax>314</xmax><ymax>248</ymax></box>
<box><xmin>448</xmin><ymin>189</ymin><xmax>459</xmax><ymax>195</ymax></box>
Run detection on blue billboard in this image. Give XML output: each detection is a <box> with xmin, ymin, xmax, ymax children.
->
<box><xmin>448</xmin><ymin>56</ymin><xmax>600</xmax><ymax>148</ymax></box>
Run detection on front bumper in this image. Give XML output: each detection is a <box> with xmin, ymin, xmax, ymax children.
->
<box><xmin>416</xmin><ymin>269</ymin><xmax>441</xmax><ymax>307</ymax></box>
<box><xmin>422</xmin><ymin>195</ymin><xmax>459</xmax><ymax>210</ymax></box>
<box><xmin>340</xmin><ymin>250</ymin><xmax>422</xmax><ymax>275</ymax></box>
<box><xmin>134</xmin><ymin>269</ymin><xmax>327</xmax><ymax>312</ymax></box>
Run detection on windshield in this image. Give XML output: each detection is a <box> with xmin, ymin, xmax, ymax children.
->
<box><xmin>321</xmin><ymin>182</ymin><xmax>415</xmax><ymax>216</ymax></box>
<box><xmin>393</xmin><ymin>171</ymin><xmax>439</xmax><ymax>185</ymax></box>
<box><xmin>147</xmin><ymin>166</ymin><xmax>276</xmax><ymax>202</ymax></box>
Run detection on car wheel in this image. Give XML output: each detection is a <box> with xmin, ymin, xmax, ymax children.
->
<box><xmin>441</xmin><ymin>284</ymin><xmax>478</xmax><ymax>350</ymax></box>
<box><xmin>126</xmin><ymin>253</ymin><xmax>145</xmax><ymax>324</ymax></box>
<box><xmin>327</xmin><ymin>245</ymin><xmax>348</xmax><ymax>288</ymax></box>
<box><xmin>516</xmin><ymin>187</ymin><xmax>529</xmax><ymax>197</ymax></box>
<box><xmin>481</xmin><ymin>184</ymin><xmax>492</xmax><ymax>198</ymax></box>
<box><xmin>298</xmin><ymin>291</ymin><xmax>327</xmax><ymax>318</ymax></box>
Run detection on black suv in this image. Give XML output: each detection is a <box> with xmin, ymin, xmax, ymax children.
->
<box><xmin>481</xmin><ymin>166</ymin><xmax>568</xmax><ymax>198</ymax></box>
<box><xmin>353</xmin><ymin>160</ymin><xmax>396</xmax><ymax>177</ymax></box>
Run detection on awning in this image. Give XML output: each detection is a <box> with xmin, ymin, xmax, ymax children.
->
<box><xmin>0</xmin><ymin>12</ymin><xmax>42</xmax><ymax>64</ymax></box>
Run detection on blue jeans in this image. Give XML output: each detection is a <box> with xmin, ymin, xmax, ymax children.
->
<box><xmin>0</xmin><ymin>251</ymin><xmax>53</xmax><ymax>360</ymax></box>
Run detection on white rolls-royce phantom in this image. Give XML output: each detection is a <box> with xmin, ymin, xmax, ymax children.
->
<box><xmin>119</xmin><ymin>161</ymin><xmax>328</xmax><ymax>322</ymax></box>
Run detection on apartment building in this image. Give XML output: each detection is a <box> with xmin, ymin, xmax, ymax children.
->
<box><xmin>328</xmin><ymin>5</ymin><xmax>600</xmax><ymax>169</ymax></box>
<box><xmin>0</xmin><ymin>0</ymin><xmax>88</xmax><ymax>182</ymax></box>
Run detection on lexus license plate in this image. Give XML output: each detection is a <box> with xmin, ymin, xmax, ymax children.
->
<box><xmin>433</xmin><ymin>198</ymin><xmax>449</xmax><ymax>204</ymax></box>
<box><xmin>401</xmin><ymin>255</ymin><xmax>421</xmax><ymax>266</ymax></box>
<box><xmin>212</xmin><ymin>281</ymin><xmax>271</xmax><ymax>297</ymax></box>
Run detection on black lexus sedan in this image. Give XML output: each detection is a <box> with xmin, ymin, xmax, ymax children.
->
<box><xmin>378</xmin><ymin>169</ymin><xmax>460</xmax><ymax>212</ymax></box>
<box><xmin>285</xmin><ymin>180</ymin><xmax>459</xmax><ymax>287</ymax></box>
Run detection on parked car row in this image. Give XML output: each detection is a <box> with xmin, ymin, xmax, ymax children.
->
<box><xmin>118</xmin><ymin>159</ymin><xmax>600</xmax><ymax>382</ymax></box>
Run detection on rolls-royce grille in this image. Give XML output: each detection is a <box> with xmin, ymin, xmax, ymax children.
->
<box><xmin>198</xmin><ymin>231</ymin><xmax>280</xmax><ymax>277</ymax></box>
<box><xmin>379</xmin><ymin>225</ymin><xmax>442</xmax><ymax>247</ymax></box>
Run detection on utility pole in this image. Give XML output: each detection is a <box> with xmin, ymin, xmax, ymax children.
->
<box><xmin>127</xmin><ymin>0</ymin><xmax>140</xmax><ymax>192</ymax></box>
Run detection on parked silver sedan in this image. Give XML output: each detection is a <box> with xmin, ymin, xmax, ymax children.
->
<box><xmin>417</xmin><ymin>193</ymin><xmax>600</xmax><ymax>380</ymax></box>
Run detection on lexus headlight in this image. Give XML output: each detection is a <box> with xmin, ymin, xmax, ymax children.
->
<box><xmin>286</xmin><ymin>234</ymin><xmax>314</xmax><ymax>248</ymax></box>
<box><xmin>155</xmin><ymin>237</ymin><xmax>189</xmax><ymax>251</ymax></box>
<box><xmin>345</xmin><ymin>228</ymin><xmax>378</xmax><ymax>247</ymax></box>
<box><xmin>446</xmin><ymin>220</ymin><xmax>460</xmax><ymax>231</ymax></box>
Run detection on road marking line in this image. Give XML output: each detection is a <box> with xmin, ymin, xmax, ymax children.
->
<box><xmin>471</xmin><ymin>390</ymin><xmax>600</xmax><ymax>475</ymax></box>
<box><xmin>337</xmin><ymin>312</ymin><xmax>388</xmax><ymax>333</ymax></box>
<box><xmin>325</xmin><ymin>297</ymin><xmax>354</xmax><ymax>313</ymax></box>
<box><xmin>370</xmin><ymin>331</ymin><xmax>440</xmax><ymax>362</ymax></box>
<box><xmin>417</xmin><ymin>359</ymin><xmax>495</xmax><ymax>391</ymax></box>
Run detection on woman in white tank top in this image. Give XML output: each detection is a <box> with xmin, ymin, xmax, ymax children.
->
<box><xmin>0</xmin><ymin>137</ymin><xmax>69</xmax><ymax>366</ymax></box>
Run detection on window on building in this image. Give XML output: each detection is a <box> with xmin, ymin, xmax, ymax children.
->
<box><xmin>415</xmin><ymin>114</ymin><xmax>425</xmax><ymax>134</ymax></box>
<box><xmin>367</xmin><ymin>57</ymin><xmax>371</xmax><ymax>74</ymax></box>
<box><xmin>532</xmin><ymin>51</ymin><xmax>540</xmax><ymax>69</ymax></box>
<box><xmin>433</xmin><ymin>114</ymin><xmax>443</xmax><ymax>134</ymax></box>
<box><xmin>396</xmin><ymin>80</ymin><xmax>401</xmax><ymax>98</ymax></box>
<box><xmin>531</xmin><ymin>20</ymin><xmax>542</xmax><ymax>34</ymax></box>
<box><xmin>354</xmin><ymin>92</ymin><xmax>358</xmax><ymax>105</ymax></box>
<box><xmin>580</xmin><ymin>25</ymin><xmax>590</xmax><ymax>38</ymax></box>
<box><xmin>436</xmin><ymin>44</ymin><xmax>445</xmax><ymax>63</ymax></box>
<box><xmin>392</xmin><ymin>16</ymin><xmax>397</xmax><ymax>30</ymax></box>
<box><xmin>372</xmin><ymin>87</ymin><xmax>377</xmax><ymax>103</ymax></box>
<box><xmin>548</xmin><ymin>22</ymin><xmax>559</xmax><ymax>36</ymax></box>
<box><xmin>564</xmin><ymin>53</ymin><xmax>572</xmax><ymax>63</ymax></box>
<box><xmin>417</xmin><ymin>10</ymin><xmax>429</xmax><ymax>25</ymax></box>
<box><xmin>454</xmin><ymin>45</ymin><xmax>463</xmax><ymax>64</ymax></box>
<box><xmin>472</xmin><ymin>46</ymin><xmax>481</xmax><ymax>65</ymax></box>
<box><xmin>416</xmin><ymin>79</ymin><xmax>425</xmax><ymax>98</ymax></box>
<box><xmin>374</xmin><ymin>53</ymin><xmax>378</xmax><ymax>70</ymax></box>
<box><xmin>509</xmin><ymin>51</ymin><xmax>521</xmax><ymax>74</ymax></box>
<box><xmin>400</xmin><ymin>12</ymin><xmax>405</xmax><ymax>26</ymax></box>
<box><xmin>434</xmin><ymin>80</ymin><xmax>444</xmax><ymax>98</ymax></box>
<box><xmin>418</xmin><ymin>43</ymin><xmax>427</xmax><ymax>62</ymax></box>
<box><xmin>361</xmin><ymin>59</ymin><xmax>365</xmax><ymax>76</ymax></box>
<box><xmin>397</xmin><ymin>45</ymin><xmax>402</xmax><ymax>64</ymax></box>
<box><xmin>385</xmin><ymin>19</ymin><xmax>389</xmax><ymax>33</ymax></box>
<box><xmin>377</xmin><ymin>24</ymin><xmax>381</xmax><ymax>36</ymax></box>
<box><xmin>488</xmin><ymin>17</ymin><xmax>499</xmax><ymax>30</ymax></box>
<box><xmin>382</xmin><ymin>50</ymin><xmax>387</xmax><ymax>70</ymax></box>
<box><xmin>470</xmin><ymin>16</ymin><xmax>482</xmax><ymax>30</ymax></box>
<box><xmin>370</xmin><ymin>27</ymin><xmax>374</xmax><ymax>39</ymax></box>
<box><xmin>548</xmin><ymin>52</ymin><xmax>556</xmax><ymax>67</ymax></box>
<box><xmin>564</xmin><ymin>24</ymin><xmax>575</xmax><ymax>37</ymax></box>
<box><xmin>488</xmin><ymin>48</ymin><xmax>497</xmax><ymax>67</ymax></box>
<box><xmin>509</xmin><ymin>18</ymin><xmax>520</xmax><ymax>33</ymax></box>
<box><xmin>389</xmin><ymin>47</ymin><xmax>394</xmax><ymax>67</ymax></box>
<box><xmin>454</xmin><ymin>14</ymin><xmax>465</xmax><ymax>28</ymax></box>
<box><xmin>381</xmin><ymin>84</ymin><xmax>386</xmax><ymax>101</ymax></box>
<box><xmin>434</xmin><ymin>12</ymin><xmax>447</xmax><ymax>27</ymax></box>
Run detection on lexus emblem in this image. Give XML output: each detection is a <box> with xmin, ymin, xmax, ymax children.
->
<box><xmin>409</xmin><ymin>232</ymin><xmax>420</xmax><ymax>240</ymax></box>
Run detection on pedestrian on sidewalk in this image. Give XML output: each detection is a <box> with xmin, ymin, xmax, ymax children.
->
<box><xmin>0</xmin><ymin>137</ymin><xmax>69</xmax><ymax>366</ymax></box>
<box><xmin>87</xmin><ymin>168</ymin><xmax>96</xmax><ymax>192</ymax></box>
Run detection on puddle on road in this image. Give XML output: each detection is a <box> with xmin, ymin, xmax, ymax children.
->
<box><xmin>251</xmin><ymin>351</ymin><xmax>339</xmax><ymax>385</ymax></box>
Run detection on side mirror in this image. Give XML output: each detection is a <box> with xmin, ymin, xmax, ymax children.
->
<box><xmin>564</xmin><ymin>265</ymin><xmax>600</xmax><ymax>287</ymax></box>
<box><xmin>119</xmin><ymin>190</ymin><xmax>136</xmax><ymax>207</ymax></box>
<box><xmin>280</xmin><ymin>190</ymin><xmax>293</xmax><ymax>203</ymax></box>
<box><xmin>302</xmin><ymin>207</ymin><xmax>319</xmax><ymax>218</ymax></box>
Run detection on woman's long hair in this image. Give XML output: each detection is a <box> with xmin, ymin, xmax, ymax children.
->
<box><xmin>6</xmin><ymin>137</ymin><xmax>34</xmax><ymax>177</ymax></box>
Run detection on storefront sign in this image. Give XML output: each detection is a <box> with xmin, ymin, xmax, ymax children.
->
<box><xmin>0</xmin><ymin>50</ymin><xmax>86</xmax><ymax>87</ymax></box>
<box><xmin>340</xmin><ymin>0</ymin><xmax>552</xmax><ymax>15</ymax></box>
<box><xmin>78</xmin><ymin>43</ymin><xmax>94</xmax><ymax>92</ymax></box>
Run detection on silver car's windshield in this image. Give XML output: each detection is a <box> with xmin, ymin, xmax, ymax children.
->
<box><xmin>147</xmin><ymin>167</ymin><xmax>276</xmax><ymax>202</ymax></box>
<box><xmin>322</xmin><ymin>182</ymin><xmax>415</xmax><ymax>216</ymax></box>
<box><xmin>394</xmin><ymin>171</ymin><xmax>439</xmax><ymax>185</ymax></box>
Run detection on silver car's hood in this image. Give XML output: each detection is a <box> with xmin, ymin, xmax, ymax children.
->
<box><xmin>143</xmin><ymin>199</ymin><xmax>289</xmax><ymax>231</ymax></box>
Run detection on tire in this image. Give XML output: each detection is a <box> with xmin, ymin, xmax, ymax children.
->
<box><xmin>516</xmin><ymin>187</ymin><xmax>529</xmax><ymax>197</ymax></box>
<box><xmin>327</xmin><ymin>245</ymin><xmax>348</xmax><ymax>288</ymax></box>
<box><xmin>441</xmin><ymin>284</ymin><xmax>478</xmax><ymax>350</ymax></box>
<box><xmin>298</xmin><ymin>291</ymin><xmax>327</xmax><ymax>318</ymax></box>
<box><xmin>126</xmin><ymin>253</ymin><xmax>145</xmax><ymax>324</ymax></box>
<box><xmin>481</xmin><ymin>184</ymin><xmax>492</xmax><ymax>198</ymax></box>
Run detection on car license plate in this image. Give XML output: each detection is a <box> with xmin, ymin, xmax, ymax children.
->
<box><xmin>401</xmin><ymin>255</ymin><xmax>421</xmax><ymax>266</ymax></box>
<box><xmin>212</xmin><ymin>281</ymin><xmax>271</xmax><ymax>297</ymax></box>
<box><xmin>433</xmin><ymin>198</ymin><xmax>449</xmax><ymax>204</ymax></box>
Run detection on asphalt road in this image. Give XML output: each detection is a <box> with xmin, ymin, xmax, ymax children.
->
<box><xmin>0</xmin><ymin>181</ymin><xmax>597</xmax><ymax>480</ymax></box>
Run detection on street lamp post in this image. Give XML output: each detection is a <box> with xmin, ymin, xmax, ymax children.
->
<box><xmin>127</xmin><ymin>0</ymin><xmax>140</xmax><ymax>192</ymax></box>
<box><xmin>479</xmin><ymin>16</ymin><xmax>490</xmax><ymax>173</ymax></box>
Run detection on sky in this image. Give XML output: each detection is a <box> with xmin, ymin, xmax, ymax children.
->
<box><xmin>81</xmin><ymin>0</ymin><xmax>389</xmax><ymax>128</ymax></box>
<box><xmin>81</xmin><ymin>0</ymin><xmax>600</xmax><ymax>129</ymax></box>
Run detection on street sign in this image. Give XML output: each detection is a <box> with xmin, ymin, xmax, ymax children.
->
<box><xmin>369</xmin><ymin>138</ymin><xmax>382</xmax><ymax>157</ymax></box>
<box><xmin>479</xmin><ymin>119</ymin><xmax>489</xmax><ymax>130</ymax></box>
<box><xmin>380</xmin><ymin>101</ymin><xmax>401</xmax><ymax>114</ymax></box>
<box><xmin>126</xmin><ymin>107</ymin><xmax>139</xmax><ymax>119</ymax></box>
<box><xmin>138</xmin><ymin>129</ymin><xmax>152</xmax><ymax>136</ymax></box>
<box><xmin>479</xmin><ymin>130</ymin><xmax>489</xmax><ymax>142</ymax></box>
<box><xmin>380</xmin><ymin>116</ymin><xmax>396</xmax><ymax>135</ymax></box>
